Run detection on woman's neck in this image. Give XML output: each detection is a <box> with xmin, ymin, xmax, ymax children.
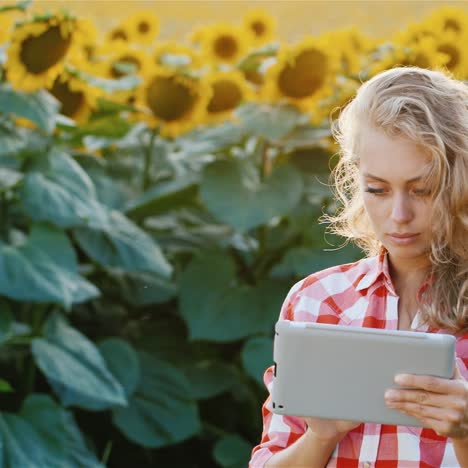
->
<box><xmin>388</xmin><ymin>255</ymin><xmax>431</xmax><ymax>297</ymax></box>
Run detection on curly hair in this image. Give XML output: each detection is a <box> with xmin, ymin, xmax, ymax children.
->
<box><xmin>324</xmin><ymin>66</ymin><xmax>468</xmax><ymax>334</ymax></box>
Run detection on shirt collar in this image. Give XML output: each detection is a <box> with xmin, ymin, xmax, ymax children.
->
<box><xmin>355</xmin><ymin>246</ymin><xmax>397</xmax><ymax>295</ymax></box>
<box><xmin>355</xmin><ymin>246</ymin><xmax>433</xmax><ymax>299</ymax></box>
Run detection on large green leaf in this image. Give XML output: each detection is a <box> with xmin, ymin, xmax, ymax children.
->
<box><xmin>235</xmin><ymin>102</ymin><xmax>302</xmax><ymax>141</ymax></box>
<box><xmin>241</xmin><ymin>337</ymin><xmax>273</xmax><ymax>385</ymax></box>
<box><xmin>124</xmin><ymin>174</ymin><xmax>199</xmax><ymax>219</ymax></box>
<box><xmin>19</xmin><ymin>149</ymin><xmax>100</xmax><ymax>228</ymax></box>
<box><xmin>73</xmin><ymin>209</ymin><xmax>172</xmax><ymax>278</ymax></box>
<box><xmin>112</xmin><ymin>352</ymin><xmax>200</xmax><ymax>448</ymax></box>
<box><xmin>0</xmin><ymin>394</ymin><xmax>104</xmax><ymax>468</ymax></box>
<box><xmin>0</xmin><ymin>226</ymin><xmax>99</xmax><ymax>307</ymax></box>
<box><xmin>200</xmin><ymin>160</ymin><xmax>303</xmax><ymax>231</ymax></box>
<box><xmin>183</xmin><ymin>361</ymin><xmax>238</xmax><ymax>399</ymax></box>
<box><xmin>105</xmin><ymin>269</ymin><xmax>176</xmax><ymax>306</ymax></box>
<box><xmin>0</xmin><ymin>85</ymin><xmax>59</xmax><ymax>133</ymax></box>
<box><xmin>98</xmin><ymin>338</ymin><xmax>141</xmax><ymax>398</ymax></box>
<box><xmin>271</xmin><ymin>244</ymin><xmax>363</xmax><ymax>278</ymax></box>
<box><xmin>213</xmin><ymin>434</ymin><xmax>252</xmax><ymax>468</ymax></box>
<box><xmin>31</xmin><ymin>313</ymin><xmax>127</xmax><ymax>410</ymax></box>
<box><xmin>179</xmin><ymin>251</ymin><xmax>284</xmax><ymax>341</ymax></box>
<box><xmin>175</xmin><ymin>122</ymin><xmax>245</xmax><ymax>158</ymax></box>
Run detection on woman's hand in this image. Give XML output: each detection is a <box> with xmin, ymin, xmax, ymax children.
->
<box><xmin>302</xmin><ymin>416</ymin><xmax>362</xmax><ymax>442</ymax></box>
<box><xmin>384</xmin><ymin>358</ymin><xmax>468</xmax><ymax>439</ymax></box>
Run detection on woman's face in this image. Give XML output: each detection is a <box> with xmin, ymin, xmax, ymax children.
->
<box><xmin>358</xmin><ymin>124</ymin><xmax>433</xmax><ymax>268</ymax></box>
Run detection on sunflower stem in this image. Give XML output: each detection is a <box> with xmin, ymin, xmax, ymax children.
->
<box><xmin>0</xmin><ymin>193</ymin><xmax>10</xmax><ymax>242</ymax></box>
<box><xmin>142</xmin><ymin>129</ymin><xmax>157</xmax><ymax>191</ymax></box>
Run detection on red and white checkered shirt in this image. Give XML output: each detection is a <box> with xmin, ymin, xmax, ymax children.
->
<box><xmin>249</xmin><ymin>250</ymin><xmax>468</xmax><ymax>467</ymax></box>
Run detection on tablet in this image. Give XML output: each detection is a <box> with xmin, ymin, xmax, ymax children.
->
<box><xmin>271</xmin><ymin>320</ymin><xmax>456</xmax><ymax>427</ymax></box>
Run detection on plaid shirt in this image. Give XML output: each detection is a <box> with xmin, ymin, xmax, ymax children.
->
<box><xmin>249</xmin><ymin>250</ymin><xmax>468</xmax><ymax>467</ymax></box>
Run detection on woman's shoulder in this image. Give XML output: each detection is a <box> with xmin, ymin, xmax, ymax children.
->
<box><xmin>291</xmin><ymin>254</ymin><xmax>378</xmax><ymax>295</ymax></box>
<box><xmin>279</xmin><ymin>255</ymin><xmax>379</xmax><ymax>321</ymax></box>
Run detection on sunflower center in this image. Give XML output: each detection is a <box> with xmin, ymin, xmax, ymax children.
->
<box><xmin>251</xmin><ymin>21</ymin><xmax>266</xmax><ymax>37</ymax></box>
<box><xmin>50</xmin><ymin>79</ymin><xmax>85</xmax><ymax>118</ymax></box>
<box><xmin>111</xmin><ymin>55</ymin><xmax>141</xmax><ymax>78</ymax></box>
<box><xmin>112</xmin><ymin>28</ymin><xmax>128</xmax><ymax>41</ymax></box>
<box><xmin>20</xmin><ymin>25</ymin><xmax>72</xmax><ymax>74</ymax></box>
<box><xmin>138</xmin><ymin>21</ymin><xmax>150</xmax><ymax>34</ymax></box>
<box><xmin>438</xmin><ymin>44</ymin><xmax>459</xmax><ymax>69</ymax></box>
<box><xmin>208</xmin><ymin>80</ymin><xmax>242</xmax><ymax>113</ymax></box>
<box><xmin>146</xmin><ymin>75</ymin><xmax>196</xmax><ymax>121</ymax></box>
<box><xmin>444</xmin><ymin>19</ymin><xmax>461</xmax><ymax>34</ymax></box>
<box><xmin>400</xmin><ymin>53</ymin><xmax>431</xmax><ymax>69</ymax></box>
<box><xmin>278</xmin><ymin>48</ymin><xmax>328</xmax><ymax>99</ymax></box>
<box><xmin>214</xmin><ymin>35</ymin><xmax>238</xmax><ymax>60</ymax></box>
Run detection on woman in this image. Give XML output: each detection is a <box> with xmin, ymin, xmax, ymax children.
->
<box><xmin>249</xmin><ymin>66</ymin><xmax>468</xmax><ymax>467</ymax></box>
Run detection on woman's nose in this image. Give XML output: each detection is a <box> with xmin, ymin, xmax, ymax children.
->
<box><xmin>391</xmin><ymin>193</ymin><xmax>414</xmax><ymax>224</ymax></box>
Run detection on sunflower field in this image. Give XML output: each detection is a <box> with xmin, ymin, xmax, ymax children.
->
<box><xmin>0</xmin><ymin>0</ymin><xmax>467</xmax><ymax>466</ymax></box>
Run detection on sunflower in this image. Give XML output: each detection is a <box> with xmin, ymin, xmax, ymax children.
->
<box><xmin>424</xmin><ymin>6</ymin><xmax>468</xmax><ymax>38</ymax></box>
<box><xmin>201</xmin><ymin>23</ymin><xmax>250</xmax><ymax>65</ymax></box>
<box><xmin>321</xmin><ymin>27</ymin><xmax>377</xmax><ymax>77</ymax></box>
<box><xmin>5</xmin><ymin>14</ymin><xmax>90</xmax><ymax>92</ymax></box>
<box><xmin>243</xmin><ymin>9</ymin><xmax>276</xmax><ymax>46</ymax></box>
<box><xmin>136</xmin><ymin>66</ymin><xmax>212</xmax><ymax>138</ymax></box>
<box><xmin>153</xmin><ymin>41</ymin><xmax>202</xmax><ymax>69</ymax></box>
<box><xmin>106</xmin><ymin>24</ymin><xmax>131</xmax><ymax>44</ymax></box>
<box><xmin>261</xmin><ymin>36</ymin><xmax>340</xmax><ymax>112</ymax></box>
<box><xmin>123</xmin><ymin>11</ymin><xmax>159</xmax><ymax>45</ymax></box>
<box><xmin>310</xmin><ymin>76</ymin><xmax>360</xmax><ymax>127</ymax></box>
<box><xmin>48</xmin><ymin>70</ymin><xmax>100</xmax><ymax>123</ymax></box>
<box><xmin>0</xmin><ymin>11</ymin><xmax>20</xmax><ymax>45</ymax></box>
<box><xmin>434</xmin><ymin>30</ymin><xmax>468</xmax><ymax>80</ymax></box>
<box><xmin>102</xmin><ymin>45</ymin><xmax>152</xmax><ymax>79</ymax></box>
<box><xmin>367</xmin><ymin>35</ymin><xmax>449</xmax><ymax>78</ymax></box>
<box><xmin>204</xmin><ymin>69</ymin><xmax>253</xmax><ymax>124</ymax></box>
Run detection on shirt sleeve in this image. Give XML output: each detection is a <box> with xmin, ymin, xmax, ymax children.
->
<box><xmin>248</xmin><ymin>280</ymin><xmax>308</xmax><ymax>468</ymax></box>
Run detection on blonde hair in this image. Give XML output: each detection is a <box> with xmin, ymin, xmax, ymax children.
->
<box><xmin>326</xmin><ymin>66</ymin><xmax>468</xmax><ymax>334</ymax></box>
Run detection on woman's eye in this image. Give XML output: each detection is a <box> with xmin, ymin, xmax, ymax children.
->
<box><xmin>412</xmin><ymin>188</ymin><xmax>430</xmax><ymax>196</ymax></box>
<box><xmin>364</xmin><ymin>187</ymin><xmax>385</xmax><ymax>195</ymax></box>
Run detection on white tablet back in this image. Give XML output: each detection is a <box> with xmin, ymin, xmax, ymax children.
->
<box><xmin>271</xmin><ymin>320</ymin><xmax>456</xmax><ymax>427</ymax></box>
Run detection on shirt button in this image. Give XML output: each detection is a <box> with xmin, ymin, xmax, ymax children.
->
<box><xmin>363</xmin><ymin>463</ymin><xmax>371</xmax><ymax>468</ymax></box>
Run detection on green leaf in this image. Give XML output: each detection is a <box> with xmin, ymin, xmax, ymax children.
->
<box><xmin>200</xmin><ymin>160</ymin><xmax>303</xmax><ymax>231</ymax></box>
<box><xmin>0</xmin><ymin>379</ymin><xmax>13</xmax><ymax>392</ymax></box>
<box><xmin>213</xmin><ymin>434</ymin><xmax>252</xmax><ymax>468</ymax></box>
<box><xmin>73</xmin><ymin>208</ymin><xmax>172</xmax><ymax>278</ymax></box>
<box><xmin>80</xmin><ymin>72</ymin><xmax>141</xmax><ymax>92</ymax></box>
<box><xmin>0</xmin><ymin>227</ymin><xmax>100</xmax><ymax>307</ymax></box>
<box><xmin>106</xmin><ymin>269</ymin><xmax>176</xmax><ymax>306</ymax></box>
<box><xmin>175</xmin><ymin>122</ymin><xmax>245</xmax><ymax>157</ymax></box>
<box><xmin>112</xmin><ymin>352</ymin><xmax>200</xmax><ymax>448</ymax></box>
<box><xmin>179</xmin><ymin>251</ymin><xmax>281</xmax><ymax>341</ymax></box>
<box><xmin>98</xmin><ymin>338</ymin><xmax>141</xmax><ymax>398</ymax></box>
<box><xmin>241</xmin><ymin>337</ymin><xmax>273</xmax><ymax>385</ymax></box>
<box><xmin>19</xmin><ymin>149</ymin><xmax>100</xmax><ymax>228</ymax></box>
<box><xmin>0</xmin><ymin>0</ymin><xmax>32</xmax><ymax>13</ymax></box>
<box><xmin>0</xmin><ymin>299</ymin><xmax>13</xmax><ymax>345</ymax></box>
<box><xmin>125</xmin><ymin>174</ymin><xmax>199</xmax><ymax>219</ymax></box>
<box><xmin>0</xmin><ymin>167</ymin><xmax>22</xmax><ymax>192</ymax></box>
<box><xmin>0</xmin><ymin>394</ymin><xmax>104</xmax><ymax>468</ymax></box>
<box><xmin>31</xmin><ymin>313</ymin><xmax>127</xmax><ymax>410</ymax></box>
<box><xmin>236</xmin><ymin>102</ymin><xmax>302</xmax><ymax>141</ymax></box>
<box><xmin>0</xmin><ymin>394</ymin><xmax>67</xmax><ymax>468</ymax></box>
<box><xmin>0</xmin><ymin>85</ymin><xmax>59</xmax><ymax>133</ymax></box>
<box><xmin>183</xmin><ymin>361</ymin><xmax>238</xmax><ymax>399</ymax></box>
<box><xmin>73</xmin><ymin>115</ymin><xmax>132</xmax><ymax>139</ymax></box>
<box><xmin>271</xmin><ymin>244</ymin><xmax>363</xmax><ymax>278</ymax></box>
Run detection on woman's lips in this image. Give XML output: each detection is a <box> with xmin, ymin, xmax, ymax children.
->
<box><xmin>387</xmin><ymin>233</ymin><xmax>420</xmax><ymax>245</ymax></box>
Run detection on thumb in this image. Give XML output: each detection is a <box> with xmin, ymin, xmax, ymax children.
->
<box><xmin>453</xmin><ymin>357</ymin><xmax>465</xmax><ymax>380</ymax></box>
